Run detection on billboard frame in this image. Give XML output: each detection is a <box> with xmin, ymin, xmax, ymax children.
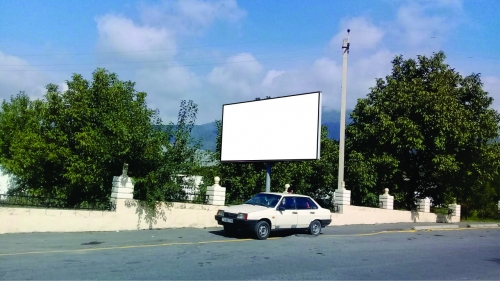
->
<box><xmin>220</xmin><ymin>91</ymin><xmax>322</xmax><ymax>163</ymax></box>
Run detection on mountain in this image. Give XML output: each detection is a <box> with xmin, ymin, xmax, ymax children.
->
<box><xmin>190</xmin><ymin>108</ymin><xmax>353</xmax><ymax>151</ymax></box>
<box><xmin>190</xmin><ymin>111</ymin><xmax>497</xmax><ymax>151</ymax></box>
<box><xmin>190</xmin><ymin>122</ymin><xmax>219</xmax><ymax>151</ymax></box>
<box><xmin>321</xmin><ymin>109</ymin><xmax>353</xmax><ymax>141</ymax></box>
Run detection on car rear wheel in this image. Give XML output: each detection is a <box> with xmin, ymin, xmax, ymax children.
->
<box><xmin>309</xmin><ymin>220</ymin><xmax>322</xmax><ymax>236</ymax></box>
<box><xmin>254</xmin><ymin>221</ymin><xmax>270</xmax><ymax>240</ymax></box>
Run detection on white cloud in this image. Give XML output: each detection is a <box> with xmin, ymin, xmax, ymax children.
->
<box><xmin>254</xmin><ymin>57</ymin><xmax>342</xmax><ymax>112</ymax></box>
<box><xmin>95</xmin><ymin>14</ymin><xmax>177</xmax><ymax>60</ymax></box>
<box><xmin>482</xmin><ymin>76</ymin><xmax>500</xmax><ymax>112</ymax></box>
<box><xmin>57</xmin><ymin>82</ymin><xmax>69</xmax><ymax>93</ymax></box>
<box><xmin>392</xmin><ymin>1</ymin><xmax>464</xmax><ymax>51</ymax></box>
<box><xmin>259</xmin><ymin>50</ymin><xmax>395</xmax><ymax>113</ymax></box>
<box><xmin>330</xmin><ymin>17</ymin><xmax>385</xmax><ymax>51</ymax></box>
<box><xmin>135</xmin><ymin>65</ymin><xmax>203</xmax><ymax>122</ymax></box>
<box><xmin>177</xmin><ymin>0</ymin><xmax>246</xmax><ymax>27</ymax></box>
<box><xmin>138</xmin><ymin>0</ymin><xmax>246</xmax><ymax>35</ymax></box>
<box><xmin>207</xmin><ymin>53</ymin><xmax>264</xmax><ymax>99</ymax></box>
<box><xmin>426</xmin><ymin>0</ymin><xmax>463</xmax><ymax>10</ymax></box>
<box><xmin>83</xmin><ymin>0</ymin><xmax>489</xmax><ymax>126</ymax></box>
<box><xmin>92</xmin><ymin>0</ymin><xmax>247</xmax><ymax>123</ymax></box>
<box><xmin>0</xmin><ymin>51</ymin><xmax>49</xmax><ymax>101</ymax></box>
<box><xmin>349</xmin><ymin>49</ymin><xmax>395</xmax><ymax>103</ymax></box>
<box><xmin>262</xmin><ymin>70</ymin><xmax>284</xmax><ymax>87</ymax></box>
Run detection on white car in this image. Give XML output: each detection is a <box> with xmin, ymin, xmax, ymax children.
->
<box><xmin>214</xmin><ymin>192</ymin><xmax>332</xmax><ymax>240</ymax></box>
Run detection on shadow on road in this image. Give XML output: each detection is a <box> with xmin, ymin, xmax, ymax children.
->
<box><xmin>486</xmin><ymin>258</ymin><xmax>500</xmax><ymax>265</ymax></box>
<box><xmin>208</xmin><ymin>229</ymin><xmax>315</xmax><ymax>239</ymax></box>
<box><xmin>208</xmin><ymin>230</ymin><xmax>252</xmax><ymax>239</ymax></box>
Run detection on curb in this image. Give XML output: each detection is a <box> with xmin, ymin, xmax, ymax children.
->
<box><xmin>467</xmin><ymin>223</ymin><xmax>500</xmax><ymax>228</ymax></box>
<box><xmin>412</xmin><ymin>225</ymin><xmax>460</xmax><ymax>231</ymax></box>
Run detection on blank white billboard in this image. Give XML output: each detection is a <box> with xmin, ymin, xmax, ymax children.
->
<box><xmin>220</xmin><ymin>91</ymin><xmax>322</xmax><ymax>162</ymax></box>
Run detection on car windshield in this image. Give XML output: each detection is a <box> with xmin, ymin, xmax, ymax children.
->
<box><xmin>244</xmin><ymin>193</ymin><xmax>282</xmax><ymax>208</ymax></box>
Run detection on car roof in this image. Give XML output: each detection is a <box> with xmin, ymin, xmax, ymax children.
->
<box><xmin>259</xmin><ymin>192</ymin><xmax>311</xmax><ymax>198</ymax></box>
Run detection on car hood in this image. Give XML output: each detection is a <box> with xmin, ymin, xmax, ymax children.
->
<box><xmin>222</xmin><ymin>204</ymin><xmax>269</xmax><ymax>213</ymax></box>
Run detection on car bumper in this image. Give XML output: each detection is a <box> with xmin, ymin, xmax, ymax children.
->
<box><xmin>321</xmin><ymin>219</ymin><xmax>332</xmax><ymax>227</ymax></box>
<box><xmin>215</xmin><ymin>215</ymin><xmax>259</xmax><ymax>230</ymax></box>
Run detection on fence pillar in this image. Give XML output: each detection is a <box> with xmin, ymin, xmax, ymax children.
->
<box><xmin>110</xmin><ymin>164</ymin><xmax>134</xmax><ymax>211</ymax></box>
<box><xmin>206</xmin><ymin>177</ymin><xmax>226</xmax><ymax>206</ymax></box>
<box><xmin>111</xmin><ymin>164</ymin><xmax>134</xmax><ymax>200</ymax></box>
<box><xmin>448</xmin><ymin>202</ymin><xmax>461</xmax><ymax>223</ymax></box>
<box><xmin>379</xmin><ymin>188</ymin><xmax>394</xmax><ymax>210</ymax></box>
<box><xmin>417</xmin><ymin>198</ymin><xmax>431</xmax><ymax>213</ymax></box>
<box><xmin>333</xmin><ymin>182</ymin><xmax>351</xmax><ymax>213</ymax></box>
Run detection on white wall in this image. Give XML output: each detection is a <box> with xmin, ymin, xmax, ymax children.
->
<box><xmin>0</xmin><ymin>199</ymin><xmax>454</xmax><ymax>234</ymax></box>
<box><xmin>0</xmin><ymin>173</ymin><xmax>12</xmax><ymax>194</ymax></box>
<box><xmin>331</xmin><ymin>205</ymin><xmax>438</xmax><ymax>225</ymax></box>
<box><xmin>0</xmin><ymin>199</ymin><xmax>221</xmax><ymax>234</ymax></box>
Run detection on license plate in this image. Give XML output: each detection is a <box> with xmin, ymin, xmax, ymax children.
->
<box><xmin>222</xmin><ymin>217</ymin><xmax>233</xmax><ymax>223</ymax></box>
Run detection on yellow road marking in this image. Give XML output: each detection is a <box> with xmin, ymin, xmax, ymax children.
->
<box><xmin>319</xmin><ymin>229</ymin><xmax>417</xmax><ymax>237</ymax></box>
<box><xmin>0</xmin><ymin>237</ymin><xmax>282</xmax><ymax>257</ymax></box>
<box><xmin>322</xmin><ymin>227</ymin><xmax>486</xmax><ymax>238</ymax></box>
<box><xmin>0</xmin><ymin>227</ymin><xmax>493</xmax><ymax>256</ymax></box>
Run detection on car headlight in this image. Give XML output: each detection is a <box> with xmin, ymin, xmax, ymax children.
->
<box><xmin>237</xmin><ymin>213</ymin><xmax>248</xmax><ymax>220</ymax></box>
<box><xmin>217</xmin><ymin>210</ymin><xmax>224</xmax><ymax>216</ymax></box>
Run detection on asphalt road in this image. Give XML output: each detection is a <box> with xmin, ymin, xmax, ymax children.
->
<box><xmin>1</xmin><ymin>224</ymin><xmax>499</xmax><ymax>280</ymax></box>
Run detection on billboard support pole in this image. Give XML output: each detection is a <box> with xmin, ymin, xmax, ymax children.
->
<box><xmin>266</xmin><ymin>162</ymin><xmax>272</xmax><ymax>192</ymax></box>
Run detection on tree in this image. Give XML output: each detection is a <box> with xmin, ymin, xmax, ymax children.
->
<box><xmin>271</xmin><ymin>126</ymin><xmax>339</xmax><ymax>201</ymax></box>
<box><xmin>0</xmin><ymin>92</ymin><xmax>49</xmax><ymax>196</ymax></box>
<box><xmin>346</xmin><ymin>51</ymin><xmax>500</xmax><ymax>209</ymax></box>
<box><xmin>133</xmin><ymin>99</ymin><xmax>203</xmax><ymax>204</ymax></box>
<box><xmin>0</xmin><ymin>68</ymin><xmax>202</xmax><ymax>207</ymax></box>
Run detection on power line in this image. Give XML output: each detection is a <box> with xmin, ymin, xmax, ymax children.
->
<box><xmin>0</xmin><ymin>46</ymin><xmax>331</xmax><ymax>68</ymax></box>
<box><xmin>1</xmin><ymin>50</ymin><xmax>497</xmax><ymax>73</ymax></box>
<box><xmin>5</xmin><ymin>37</ymin><xmax>319</xmax><ymax>57</ymax></box>
<box><xmin>0</xmin><ymin>53</ymin><xmax>331</xmax><ymax>72</ymax></box>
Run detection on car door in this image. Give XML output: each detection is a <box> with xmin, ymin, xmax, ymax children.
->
<box><xmin>274</xmin><ymin>196</ymin><xmax>298</xmax><ymax>229</ymax></box>
<box><xmin>295</xmin><ymin>197</ymin><xmax>319</xmax><ymax>228</ymax></box>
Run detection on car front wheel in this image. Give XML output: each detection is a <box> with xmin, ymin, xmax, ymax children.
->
<box><xmin>254</xmin><ymin>221</ymin><xmax>270</xmax><ymax>240</ymax></box>
<box><xmin>309</xmin><ymin>220</ymin><xmax>322</xmax><ymax>236</ymax></box>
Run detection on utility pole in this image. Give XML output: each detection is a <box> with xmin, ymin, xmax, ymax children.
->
<box><xmin>265</xmin><ymin>162</ymin><xmax>271</xmax><ymax>192</ymax></box>
<box><xmin>337</xmin><ymin>29</ymin><xmax>350</xmax><ymax>190</ymax></box>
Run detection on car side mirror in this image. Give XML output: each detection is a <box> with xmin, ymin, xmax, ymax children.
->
<box><xmin>278</xmin><ymin>206</ymin><xmax>285</xmax><ymax>211</ymax></box>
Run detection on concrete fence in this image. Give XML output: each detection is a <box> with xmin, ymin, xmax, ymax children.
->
<box><xmin>0</xmin><ymin>199</ymin><xmax>220</xmax><ymax>234</ymax></box>
<box><xmin>0</xmin><ymin>172</ymin><xmax>461</xmax><ymax>234</ymax></box>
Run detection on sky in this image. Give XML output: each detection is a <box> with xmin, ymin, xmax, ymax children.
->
<box><xmin>0</xmin><ymin>0</ymin><xmax>499</xmax><ymax>125</ymax></box>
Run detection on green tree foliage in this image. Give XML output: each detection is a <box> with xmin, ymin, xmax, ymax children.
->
<box><xmin>346</xmin><ymin>51</ymin><xmax>500</xmax><ymax>209</ymax></box>
<box><xmin>462</xmin><ymin>163</ymin><xmax>500</xmax><ymax>220</ymax></box>
<box><xmin>133</xmin><ymin>99</ymin><xmax>202</xmax><ymax>205</ymax></box>
<box><xmin>0</xmin><ymin>68</ymin><xmax>201</xmax><ymax>207</ymax></box>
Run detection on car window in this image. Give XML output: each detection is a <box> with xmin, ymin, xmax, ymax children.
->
<box><xmin>295</xmin><ymin>197</ymin><xmax>312</xmax><ymax>210</ymax></box>
<box><xmin>279</xmin><ymin>197</ymin><xmax>296</xmax><ymax>210</ymax></box>
<box><xmin>244</xmin><ymin>193</ymin><xmax>282</xmax><ymax>208</ymax></box>
<box><xmin>267</xmin><ymin>195</ymin><xmax>281</xmax><ymax>208</ymax></box>
<box><xmin>306</xmin><ymin>198</ymin><xmax>319</xmax><ymax>209</ymax></box>
<box><xmin>294</xmin><ymin>197</ymin><xmax>319</xmax><ymax>210</ymax></box>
